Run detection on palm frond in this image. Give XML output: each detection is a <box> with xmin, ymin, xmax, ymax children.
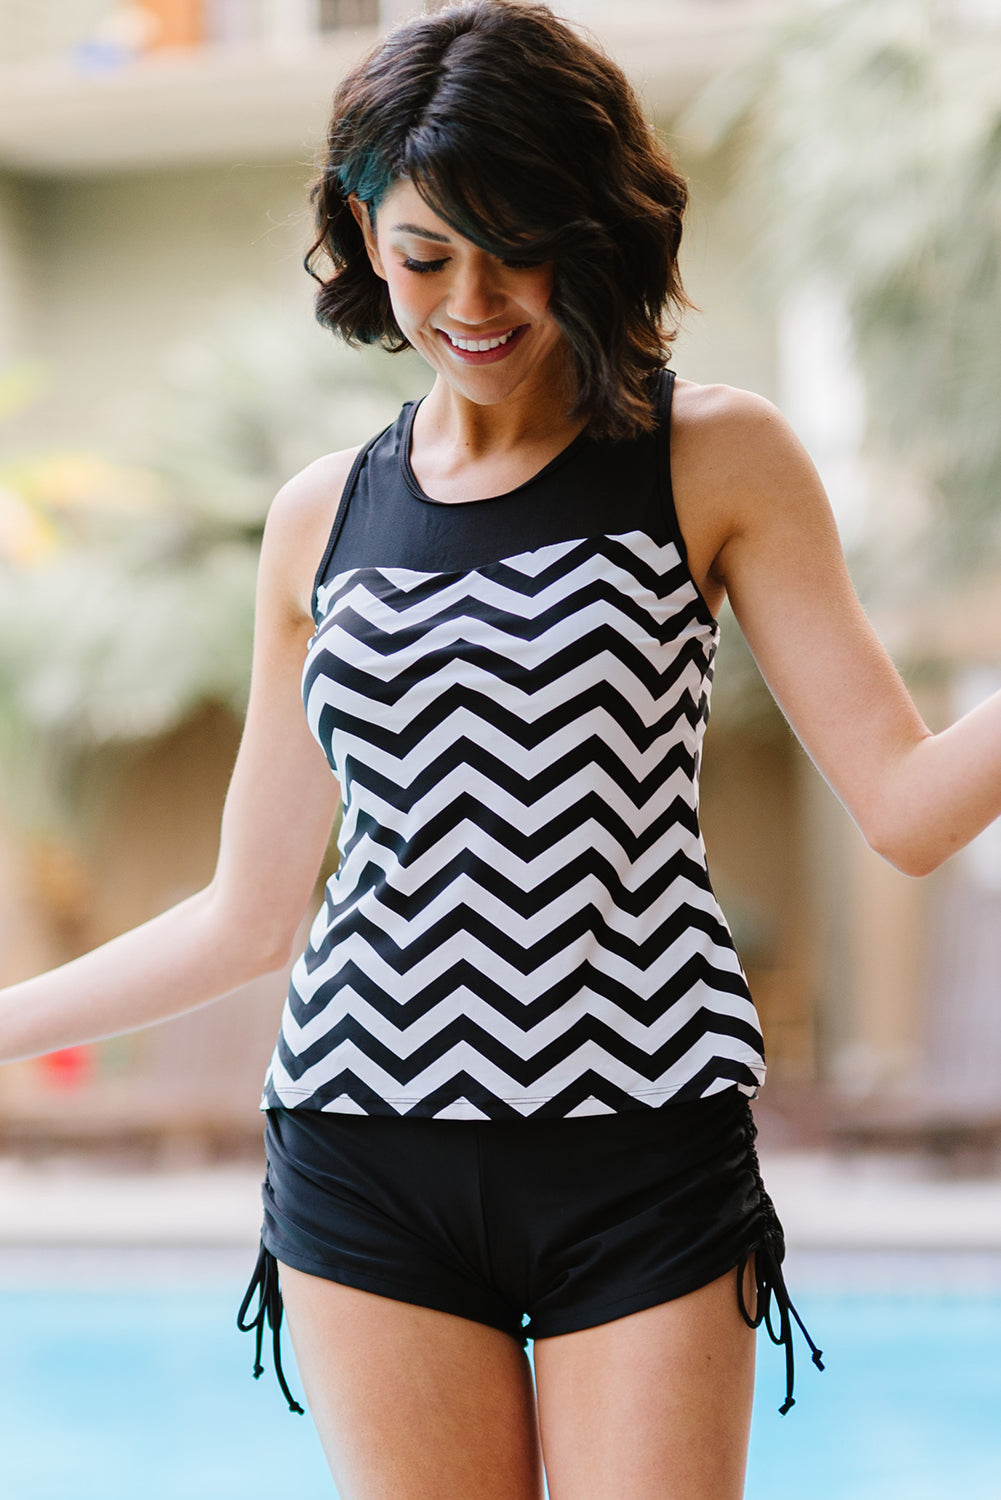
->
<box><xmin>683</xmin><ymin>0</ymin><xmax>1001</xmax><ymax>588</ymax></box>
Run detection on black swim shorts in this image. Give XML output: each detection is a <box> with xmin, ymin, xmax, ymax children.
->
<box><xmin>238</xmin><ymin>1091</ymin><xmax>823</xmax><ymax>1416</ymax></box>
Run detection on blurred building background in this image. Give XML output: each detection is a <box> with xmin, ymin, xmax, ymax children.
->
<box><xmin>0</xmin><ymin>0</ymin><xmax>999</xmax><ymax>1161</ymax></box>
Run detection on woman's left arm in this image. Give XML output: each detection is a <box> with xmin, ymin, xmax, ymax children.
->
<box><xmin>704</xmin><ymin>389</ymin><xmax>1001</xmax><ymax>877</ymax></box>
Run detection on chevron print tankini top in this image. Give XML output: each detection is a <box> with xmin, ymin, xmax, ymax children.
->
<box><xmin>262</xmin><ymin>369</ymin><xmax>766</xmax><ymax>1120</ymax></box>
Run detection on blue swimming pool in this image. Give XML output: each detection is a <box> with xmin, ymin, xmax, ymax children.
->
<box><xmin>2</xmin><ymin>1250</ymin><xmax>1000</xmax><ymax>1500</ymax></box>
<box><xmin>746</xmin><ymin>1284</ymin><xmax>1001</xmax><ymax>1500</ymax></box>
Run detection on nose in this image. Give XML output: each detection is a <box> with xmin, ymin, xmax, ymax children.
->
<box><xmin>445</xmin><ymin>252</ymin><xmax>506</xmax><ymax>327</ymax></box>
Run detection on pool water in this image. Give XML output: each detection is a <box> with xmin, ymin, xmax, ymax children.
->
<box><xmin>1</xmin><ymin>1279</ymin><xmax>331</xmax><ymax>1499</ymax></box>
<box><xmin>2</xmin><ymin>1257</ymin><xmax>1000</xmax><ymax>1500</ymax></box>
<box><xmin>746</xmin><ymin>1288</ymin><xmax>1001</xmax><ymax>1500</ymax></box>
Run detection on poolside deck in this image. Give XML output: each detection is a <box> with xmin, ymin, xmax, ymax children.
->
<box><xmin>1</xmin><ymin>1145</ymin><xmax>1000</xmax><ymax>1254</ymax></box>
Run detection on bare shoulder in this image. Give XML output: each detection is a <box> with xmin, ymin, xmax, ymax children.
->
<box><xmin>671</xmin><ymin>378</ymin><xmax>814</xmax><ymax>498</ymax></box>
<box><xmin>669</xmin><ymin>378</ymin><xmax>832</xmax><ymax>602</ymax></box>
<box><xmin>671</xmin><ymin>377</ymin><xmax>773</xmax><ymax>427</ymax></box>
<box><xmin>261</xmin><ymin>446</ymin><xmax>363</xmax><ymax>622</ymax></box>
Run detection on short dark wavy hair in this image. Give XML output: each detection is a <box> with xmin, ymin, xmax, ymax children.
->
<box><xmin>305</xmin><ymin>0</ymin><xmax>692</xmax><ymax>441</ymax></box>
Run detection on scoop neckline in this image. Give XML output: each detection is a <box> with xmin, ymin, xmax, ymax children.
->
<box><xmin>398</xmin><ymin>397</ymin><xmax>591</xmax><ymax>507</ymax></box>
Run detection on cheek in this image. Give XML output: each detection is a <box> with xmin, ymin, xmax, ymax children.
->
<box><xmin>529</xmin><ymin>266</ymin><xmax>557</xmax><ymax>319</ymax></box>
<box><xmin>540</xmin><ymin>267</ymin><xmax>556</xmax><ymax>303</ymax></box>
<box><xmin>383</xmin><ymin>274</ymin><xmax>434</xmax><ymax>335</ymax></box>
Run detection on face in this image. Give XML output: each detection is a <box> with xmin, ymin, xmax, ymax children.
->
<box><xmin>351</xmin><ymin>179</ymin><xmax>569</xmax><ymax>408</ymax></box>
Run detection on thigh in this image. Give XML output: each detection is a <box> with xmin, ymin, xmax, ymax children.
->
<box><xmin>278</xmin><ymin>1263</ymin><xmax>545</xmax><ymax>1500</ymax></box>
<box><xmin>534</xmin><ymin>1264</ymin><xmax>756</xmax><ymax>1500</ymax></box>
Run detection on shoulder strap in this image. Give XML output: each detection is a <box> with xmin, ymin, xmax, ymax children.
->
<box><xmin>310</xmin><ymin>420</ymin><xmax>394</xmax><ymax>620</ymax></box>
<box><xmin>653</xmin><ymin>366</ymin><xmax>693</xmax><ymax>568</ymax></box>
<box><xmin>654</xmin><ymin>367</ymin><xmax>677</xmax><ymax>511</ymax></box>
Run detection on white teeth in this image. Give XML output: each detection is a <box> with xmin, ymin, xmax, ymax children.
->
<box><xmin>445</xmin><ymin>329</ymin><xmax>515</xmax><ymax>351</ymax></box>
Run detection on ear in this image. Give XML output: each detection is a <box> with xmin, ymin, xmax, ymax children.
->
<box><xmin>349</xmin><ymin>195</ymin><xmax>387</xmax><ymax>281</ymax></box>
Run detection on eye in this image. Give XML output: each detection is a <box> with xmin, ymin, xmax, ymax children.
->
<box><xmin>402</xmin><ymin>256</ymin><xmax>449</xmax><ymax>274</ymax></box>
<box><xmin>501</xmin><ymin>259</ymin><xmax>537</xmax><ymax>271</ymax></box>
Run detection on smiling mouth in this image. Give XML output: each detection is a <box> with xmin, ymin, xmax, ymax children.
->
<box><xmin>436</xmin><ymin>325</ymin><xmax>528</xmax><ymax>364</ymax></box>
<box><xmin>440</xmin><ymin>326</ymin><xmax>520</xmax><ymax>352</ymax></box>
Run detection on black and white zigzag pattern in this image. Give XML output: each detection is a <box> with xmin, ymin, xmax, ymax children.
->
<box><xmin>262</xmin><ymin>529</ymin><xmax>766</xmax><ymax>1120</ymax></box>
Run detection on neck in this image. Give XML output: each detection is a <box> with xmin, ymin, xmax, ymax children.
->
<box><xmin>408</xmin><ymin>367</ymin><xmax>587</xmax><ymax>504</ymax></box>
<box><xmin>419</xmin><ymin>361</ymin><xmax>581</xmax><ymax>461</ymax></box>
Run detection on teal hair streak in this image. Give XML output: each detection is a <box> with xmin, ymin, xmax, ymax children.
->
<box><xmin>337</xmin><ymin>151</ymin><xmax>395</xmax><ymax>214</ymax></box>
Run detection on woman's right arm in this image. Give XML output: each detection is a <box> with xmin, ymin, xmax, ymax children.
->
<box><xmin>0</xmin><ymin>447</ymin><xmax>359</xmax><ymax>1062</ymax></box>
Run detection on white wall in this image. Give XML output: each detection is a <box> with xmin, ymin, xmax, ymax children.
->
<box><xmin>0</xmin><ymin>0</ymin><xmax>108</xmax><ymax>63</ymax></box>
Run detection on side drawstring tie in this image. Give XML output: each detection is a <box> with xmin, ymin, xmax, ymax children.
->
<box><xmin>236</xmin><ymin>1240</ymin><xmax>305</xmax><ymax>1415</ymax></box>
<box><xmin>736</xmin><ymin>1231</ymin><xmax>825</xmax><ymax>1414</ymax></box>
<box><xmin>735</xmin><ymin>1107</ymin><xmax>825</xmax><ymax>1414</ymax></box>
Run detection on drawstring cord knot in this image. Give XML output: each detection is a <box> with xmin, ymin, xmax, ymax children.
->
<box><xmin>237</xmin><ymin>1241</ymin><xmax>305</xmax><ymax>1415</ymax></box>
<box><xmin>737</xmin><ymin>1109</ymin><xmax>825</xmax><ymax>1415</ymax></box>
<box><xmin>737</xmin><ymin>1232</ymin><xmax>825</xmax><ymax>1414</ymax></box>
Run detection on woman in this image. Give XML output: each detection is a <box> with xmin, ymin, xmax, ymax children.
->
<box><xmin>2</xmin><ymin>3</ymin><xmax>1000</xmax><ymax>1497</ymax></box>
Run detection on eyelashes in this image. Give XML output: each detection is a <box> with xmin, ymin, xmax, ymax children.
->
<box><xmin>400</xmin><ymin>256</ymin><xmax>539</xmax><ymax>275</ymax></box>
<box><xmin>402</xmin><ymin>256</ymin><xmax>449</xmax><ymax>274</ymax></box>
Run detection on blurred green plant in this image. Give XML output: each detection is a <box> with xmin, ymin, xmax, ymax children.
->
<box><xmin>0</xmin><ymin>317</ymin><xmax>425</xmax><ymax>836</ymax></box>
<box><xmin>684</xmin><ymin>0</ymin><xmax>1001</xmax><ymax>589</ymax></box>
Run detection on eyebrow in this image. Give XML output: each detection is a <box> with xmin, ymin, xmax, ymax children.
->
<box><xmin>390</xmin><ymin>222</ymin><xmax>452</xmax><ymax>243</ymax></box>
